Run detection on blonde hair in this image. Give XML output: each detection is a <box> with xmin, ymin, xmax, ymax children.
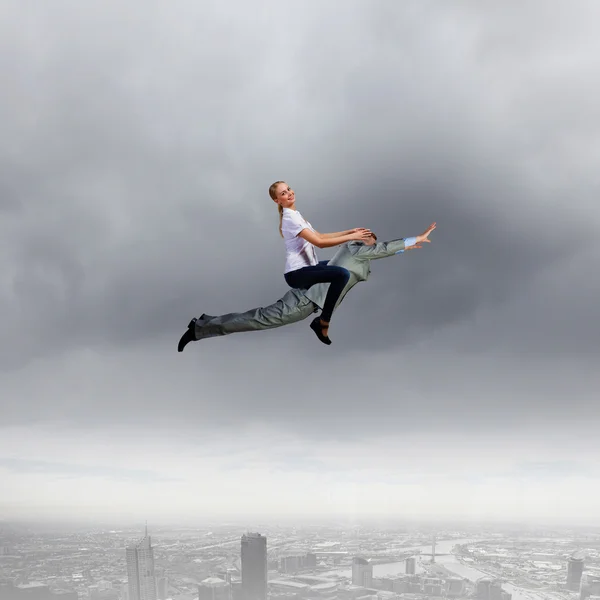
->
<box><xmin>269</xmin><ymin>180</ymin><xmax>286</xmax><ymax>237</ymax></box>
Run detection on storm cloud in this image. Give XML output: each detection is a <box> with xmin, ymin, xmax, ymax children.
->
<box><xmin>1</xmin><ymin>0</ymin><xmax>600</xmax><ymax>520</ymax></box>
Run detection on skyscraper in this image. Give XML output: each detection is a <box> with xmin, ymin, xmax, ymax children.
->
<box><xmin>126</xmin><ymin>527</ymin><xmax>157</xmax><ymax>600</ymax></box>
<box><xmin>198</xmin><ymin>577</ymin><xmax>231</xmax><ymax>600</ymax></box>
<box><xmin>580</xmin><ymin>572</ymin><xmax>600</xmax><ymax>598</ymax></box>
<box><xmin>567</xmin><ymin>554</ymin><xmax>584</xmax><ymax>591</ymax></box>
<box><xmin>240</xmin><ymin>533</ymin><xmax>267</xmax><ymax>600</ymax></box>
<box><xmin>157</xmin><ymin>577</ymin><xmax>168</xmax><ymax>600</ymax></box>
<box><xmin>351</xmin><ymin>557</ymin><xmax>373</xmax><ymax>588</ymax></box>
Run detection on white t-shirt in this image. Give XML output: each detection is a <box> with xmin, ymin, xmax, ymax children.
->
<box><xmin>281</xmin><ymin>207</ymin><xmax>319</xmax><ymax>273</ymax></box>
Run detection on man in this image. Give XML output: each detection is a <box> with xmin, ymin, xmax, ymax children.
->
<box><xmin>177</xmin><ymin>222</ymin><xmax>436</xmax><ymax>351</ymax></box>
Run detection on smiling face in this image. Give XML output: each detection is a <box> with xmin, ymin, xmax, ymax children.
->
<box><xmin>272</xmin><ymin>182</ymin><xmax>295</xmax><ymax>209</ymax></box>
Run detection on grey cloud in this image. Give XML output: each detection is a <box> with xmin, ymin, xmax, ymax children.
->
<box><xmin>1</xmin><ymin>0</ymin><xmax>599</xmax><ymax>437</ymax></box>
<box><xmin>2</xmin><ymin>337</ymin><xmax>597</xmax><ymax>440</ymax></box>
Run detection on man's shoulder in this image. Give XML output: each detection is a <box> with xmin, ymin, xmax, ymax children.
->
<box><xmin>329</xmin><ymin>242</ymin><xmax>363</xmax><ymax>263</ymax></box>
<box><xmin>333</xmin><ymin>241</ymin><xmax>360</xmax><ymax>253</ymax></box>
<box><xmin>345</xmin><ymin>241</ymin><xmax>366</xmax><ymax>253</ymax></box>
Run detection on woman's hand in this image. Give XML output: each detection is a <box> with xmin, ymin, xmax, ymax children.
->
<box><xmin>350</xmin><ymin>227</ymin><xmax>372</xmax><ymax>237</ymax></box>
<box><xmin>416</xmin><ymin>222</ymin><xmax>436</xmax><ymax>244</ymax></box>
<box><xmin>350</xmin><ymin>228</ymin><xmax>373</xmax><ymax>241</ymax></box>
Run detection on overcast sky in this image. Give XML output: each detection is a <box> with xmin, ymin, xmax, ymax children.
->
<box><xmin>1</xmin><ymin>0</ymin><xmax>600</xmax><ymax>526</ymax></box>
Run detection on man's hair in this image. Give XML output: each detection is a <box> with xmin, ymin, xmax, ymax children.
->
<box><xmin>357</xmin><ymin>232</ymin><xmax>377</xmax><ymax>244</ymax></box>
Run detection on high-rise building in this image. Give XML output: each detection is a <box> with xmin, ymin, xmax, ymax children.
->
<box><xmin>580</xmin><ymin>573</ymin><xmax>600</xmax><ymax>599</ymax></box>
<box><xmin>446</xmin><ymin>577</ymin><xmax>465</xmax><ymax>597</ymax></box>
<box><xmin>156</xmin><ymin>578</ymin><xmax>168</xmax><ymax>600</ymax></box>
<box><xmin>215</xmin><ymin>569</ymin><xmax>236</xmax><ymax>585</ymax></box>
<box><xmin>475</xmin><ymin>578</ymin><xmax>510</xmax><ymax>600</ymax></box>
<box><xmin>279</xmin><ymin>555</ymin><xmax>304</xmax><ymax>574</ymax></box>
<box><xmin>126</xmin><ymin>527</ymin><xmax>157</xmax><ymax>600</ymax></box>
<box><xmin>241</xmin><ymin>533</ymin><xmax>267</xmax><ymax>600</ymax></box>
<box><xmin>351</xmin><ymin>558</ymin><xmax>373</xmax><ymax>588</ymax></box>
<box><xmin>304</xmin><ymin>553</ymin><xmax>317</xmax><ymax>569</ymax></box>
<box><xmin>567</xmin><ymin>555</ymin><xmax>584</xmax><ymax>591</ymax></box>
<box><xmin>405</xmin><ymin>557</ymin><xmax>416</xmax><ymax>575</ymax></box>
<box><xmin>198</xmin><ymin>577</ymin><xmax>231</xmax><ymax>600</ymax></box>
<box><xmin>476</xmin><ymin>577</ymin><xmax>492</xmax><ymax>599</ymax></box>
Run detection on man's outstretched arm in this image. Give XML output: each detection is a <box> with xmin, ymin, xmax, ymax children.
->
<box><xmin>350</xmin><ymin>222</ymin><xmax>436</xmax><ymax>260</ymax></box>
<box><xmin>349</xmin><ymin>237</ymin><xmax>415</xmax><ymax>259</ymax></box>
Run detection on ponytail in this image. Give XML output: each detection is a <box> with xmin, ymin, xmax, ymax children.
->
<box><xmin>268</xmin><ymin>180</ymin><xmax>287</xmax><ymax>238</ymax></box>
<box><xmin>278</xmin><ymin>204</ymin><xmax>284</xmax><ymax>238</ymax></box>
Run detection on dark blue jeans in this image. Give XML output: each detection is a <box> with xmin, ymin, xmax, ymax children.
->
<box><xmin>284</xmin><ymin>260</ymin><xmax>350</xmax><ymax>323</ymax></box>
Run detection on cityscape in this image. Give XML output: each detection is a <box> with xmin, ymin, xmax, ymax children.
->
<box><xmin>2</xmin><ymin>521</ymin><xmax>600</xmax><ymax>600</ymax></box>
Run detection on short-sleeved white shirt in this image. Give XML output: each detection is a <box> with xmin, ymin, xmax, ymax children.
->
<box><xmin>281</xmin><ymin>207</ymin><xmax>319</xmax><ymax>273</ymax></box>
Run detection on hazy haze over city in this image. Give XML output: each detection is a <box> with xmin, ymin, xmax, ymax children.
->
<box><xmin>1</xmin><ymin>0</ymin><xmax>600</xmax><ymax>525</ymax></box>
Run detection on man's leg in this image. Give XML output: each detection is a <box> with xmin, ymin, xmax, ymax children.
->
<box><xmin>178</xmin><ymin>289</ymin><xmax>317</xmax><ymax>351</ymax></box>
<box><xmin>198</xmin><ymin>289</ymin><xmax>317</xmax><ymax>338</ymax></box>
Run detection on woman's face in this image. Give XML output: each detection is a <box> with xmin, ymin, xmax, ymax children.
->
<box><xmin>274</xmin><ymin>182</ymin><xmax>295</xmax><ymax>209</ymax></box>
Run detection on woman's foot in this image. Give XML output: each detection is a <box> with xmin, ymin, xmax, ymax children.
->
<box><xmin>310</xmin><ymin>317</ymin><xmax>332</xmax><ymax>345</ymax></box>
<box><xmin>319</xmin><ymin>319</ymin><xmax>329</xmax><ymax>337</ymax></box>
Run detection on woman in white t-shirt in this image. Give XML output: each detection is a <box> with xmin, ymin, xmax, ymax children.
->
<box><xmin>269</xmin><ymin>180</ymin><xmax>372</xmax><ymax>345</ymax></box>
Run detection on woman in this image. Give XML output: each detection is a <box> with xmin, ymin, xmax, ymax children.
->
<box><xmin>269</xmin><ymin>180</ymin><xmax>372</xmax><ymax>345</ymax></box>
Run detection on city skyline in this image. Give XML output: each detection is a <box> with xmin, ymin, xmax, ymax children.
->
<box><xmin>3</xmin><ymin>521</ymin><xmax>600</xmax><ymax>600</ymax></box>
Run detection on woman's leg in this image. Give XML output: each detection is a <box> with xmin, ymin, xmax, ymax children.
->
<box><xmin>284</xmin><ymin>264</ymin><xmax>350</xmax><ymax>338</ymax></box>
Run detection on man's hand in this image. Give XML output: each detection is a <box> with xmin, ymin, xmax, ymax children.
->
<box><xmin>416</xmin><ymin>222</ymin><xmax>436</xmax><ymax>244</ymax></box>
<box><xmin>406</xmin><ymin>243</ymin><xmax>423</xmax><ymax>250</ymax></box>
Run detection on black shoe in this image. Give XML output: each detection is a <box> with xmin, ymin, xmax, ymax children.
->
<box><xmin>310</xmin><ymin>317</ymin><xmax>332</xmax><ymax>345</ymax></box>
<box><xmin>178</xmin><ymin>318</ymin><xmax>198</xmax><ymax>352</ymax></box>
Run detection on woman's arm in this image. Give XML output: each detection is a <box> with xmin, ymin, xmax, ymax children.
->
<box><xmin>298</xmin><ymin>228</ymin><xmax>371</xmax><ymax>249</ymax></box>
<box><xmin>318</xmin><ymin>229</ymin><xmax>356</xmax><ymax>239</ymax></box>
